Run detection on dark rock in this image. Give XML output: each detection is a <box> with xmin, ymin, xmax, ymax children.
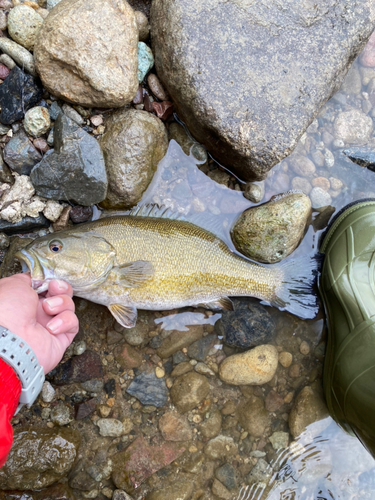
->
<box><xmin>216</xmin><ymin>300</ymin><xmax>275</xmax><ymax>349</ymax></box>
<box><xmin>112</xmin><ymin>436</ymin><xmax>185</xmax><ymax>493</ymax></box>
<box><xmin>70</xmin><ymin>205</ymin><xmax>93</xmax><ymax>223</ymax></box>
<box><xmin>149</xmin><ymin>335</ymin><xmax>163</xmax><ymax>349</ymax></box>
<box><xmin>0</xmin><ymin>154</ymin><xmax>14</xmax><ymax>183</ymax></box>
<box><xmin>126</xmin><ymin>371</ymin><xmax>168</xmax><ymax>407</ymax></box>
<box><xmin>30</xmin><ymin>113</ymin><xmax>107</xmax><ymax>206</ymax></box>
<box><xmin>0</xmin><ymin>66</ymin><xmax>42</xmax><ymax>125</ymax></box>
<box><xmin>49</xmin><ymin>101</ymin><xmax>62</xmax><ymax>120</ymax></box>
<box><xmin>3</xmin><ymin>129</ymin><xmax>42</xmax><ymax>175</ymax></box>
<box><xmin>80</xmin><ymin>379</ymin><xmax>104</xmax><ymax>393</ymax></box>
<box><xmin>68</xmin><ymin>470</ymin><xmax>97</xmax><ymax>491</ymax></box>
<box><xmin>151</xmin><ymin>0</ymin><xmax>375</xmax><ymax>180</ymax></box>
<box><xmin>187</xmin><ymin>334</ymin><xmax>218</xmax><ymax>361</ymax></box>
<box><xmin>104</xmin><ymin>378</ymin><xmax>116</xmax><ymax>398</ymax></box>
<box><xmin>215</xmin><ymin>463</ymin><xmax>239</xmax><ymax>491</ymax></box>
<box><xmin>49</xmin><ymin>350</ymin><xmax>104</xmax><ymax>385</ymax></box>
<box><xmin>0</xmin><ymin>427</ymin><xmax>80</xmax><ymax>490</ymax></box>
<box><xmin>75</xmin><ymin>398</ymin><xmax>97</xmax><ymax>420</ymax></box>
<box><xmin>173</xmin><ymin>350</ymin><xmax>188</xmax><ymax>364</ymax></box>
<box><xmin>0</xmin><ymin>483</ymin><xmax>77</xmax><ymax>500</ymax></box>
<box><xmin>344</xmin><ymin>146</ymin><xmax>375</xmax><ymax>170</ymax></box>
<box><xmin>0</xmin><ymin>214</ymin><xmax>49</xmax><ymax>235</ymax></box>
<box><xmin>0</xmin><ymin>236</ymin><xmax>32</xmax><ymax>278</ymax></box>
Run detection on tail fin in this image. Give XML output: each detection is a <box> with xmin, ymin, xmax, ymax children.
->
<box><xmin>270</xmin><ymin>254</ymin><xmax>323</xmax><ymax>319</ymax></box>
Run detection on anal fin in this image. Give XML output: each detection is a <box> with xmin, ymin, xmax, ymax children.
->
<box><xmin>108</xmin><ymin>304</ymin><xmax>137</xmax><ymax>328</ymax></box>
<box><xmin>198</xmin><ymin>297</ymin><xmax>234</xmax><ymax>311</ymax></box>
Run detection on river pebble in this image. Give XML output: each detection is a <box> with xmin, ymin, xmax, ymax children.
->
<box><xmin>61</xmin><ymin>103</ymin><xmax>85</xmax><ymax>126</ymax></box>
<box><xmin>237</xmin><ymin>396</ymin><xmax>270</xmax><ymax>437</ymax></box>
<box><xmin>41</xmin><ymin>380</ymin><xmax>55</xmax><ymax>403</ymax></box>
<box><xmin>158</xmin><ymin>411</ymin><xmax>193</xmax><ymax>441</ymax></box>
<box><xmin>269</xmin><ymin>431</ymin><xmax>289</xmax><ymax>450</ymax></box>
<box><xmin>23</xmin><ymin>106</ymin><xmax>51</xmax><ymax>137</ymax></box>
<box><xmin>135</xmin><ymin>10</ymin><xmax>150</xmax><ymax>42</ymax></box>
<box><xmin>291</xmin><ymin>176</ymin><xmax>312</xmax><ymax>194</ymax></box>
<box><xmin>3</xmin><ymin>129</ymin><xmax>41</xmax><ymax>175</ymax></box>
<box><xmin>0</xmin><ymin>54</ymin><xmax>16</xmax><ymax>70</ymax></box>
<box><xmin>113</xmin><ymin>491</ymin><xmax>133</xmax><ymax>500</ymax></box>
<box><xmin>126</xmin><ymin>371</ymin><xmax>168</xmax><ymax>407</ymax></box>
<box><xmin>138</xmin><ymin>41</ymin><xmax>154</xmax><ymax>82</ymax></box>
<box><xmin>243</xmin><ymin>180</ymin><xmax>265</xmax><ymax>203</ymax></box>
<box><xmin>232</xmin><ymin>192</ymin><xmax>311</xmax><ymax>263</ymax></box>
<box><xmin>170</xmin><ymin>371</ymin><xmax>209</xmax><ymax>413</ymax></box>
<box><xmin>289</xmin><ymin>385</ymin><xmax>329</xmax><ymax>438</ymax></box>
<box><xmin>215</xmin><ymin>463</ymin><xmax>238</xmax><ymax>491</ymax></box>
<box><xmin>0</xmin><ymin>38</ymin><xmax>36</xmax><ymax>76</ymax></box>
<box><xmin>310</xmin><ymin>187</ymin><xmax>332</xmax><ymax>209</ymax></box>
<box><xmin>97</xmin><ymin>418</ymin><xmax>124</xmax><ymax>437</ymax></box>
<box><xmin>148</xmin><ymin>73</ymin><xmax>169</xmax><ymax>101</ymax></box>
<box><xmin>219</xmin><ymin>344</ymin><xmax>278</xmax><ymax>385</ymax></box>
<box><xmin>7</xmin><ymin>4</ymin><xmax>43</xmax><ymax>51</ymax></box>
<box><xmin>0</xmin><ymin>66</ymin><xmax>42</xmax><ymax>124</ymax></box>
<box><xmin>50</xmin><ymin>403</ymin><xmax>72</xmax><ymax>426</ymax></box>
<box><xmin>212</xmin><ymin>479</ymin><xmax>232</xmax><ymax>499</ymax></box>
<box><xmin>289</xmin><ymin>155</ymin><xmax>316</xmax><ymax>177</ymax></box>
<box><xmin>334</xmin><ymin>109</ymin><xmax>373</xmax><ymax>145</ymax></box>
<box><xmin>157</xmin><ymin>325</ymin><xmax>204</xmax><ymax>358</ymax></box>
<box><xmin>247</xmin><ymin>458</ymin><xmax>272</xmax><ymax>486</ymax></box>
<box><xmin>360</xmin><ymin>31</ymin><xmax>375</xmax><ymax>67</ymax></box>
<box><xmin>0</xmin><ymin>64</ymin><xmax>10</xmax><ymax>80</ymax></box>
<box><xmin>278</xmin><ymin>351</ymin><xmax>293</xmax><ymax>367</ymax></box>
<box><xmin>204</xmin><ymin>435</ymin><xmax>238</xmax><ymax>460</ymax></box>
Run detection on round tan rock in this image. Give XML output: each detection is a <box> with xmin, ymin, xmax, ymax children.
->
<box><xmin>232</xmin><ymin>191</ymin><xmax>311</xmax><ymax>263</ymax></box>
<box><xmin>34</xmin><ymin>0</ymin><xmax>138</xmax><ymax>107</ymax></box>
<box><xmin>8</xmin><ymin>4</ymin><xmax>43</xmax><ymax>51</ymax></box>
<box><xmin>135</xmin><ymin>10</ymin><xmax>150</xmax><ymax>42</ymax></box>
<box><xmin>311</xmin><ymin>176</ymin><xmax>330</xmax><ymax>191</ymax></box>
<box><xmin>219</xmin><ymin>344</ymin><xmax>278</xmax><ymax>385</ymax></box>
<box><xmin>278</xmin><ymin>351</ymin><xmax>293</xmax><ymax>368</ymax></box>
<box><xmin>158</xmin><ymin>411</ymin><xmax>193</xmax><ymax>441</ymax></box>
<box><xmin>333</xmin><ymin>109</ymin><xmax>373</xmax><ymax>146</ymax></box>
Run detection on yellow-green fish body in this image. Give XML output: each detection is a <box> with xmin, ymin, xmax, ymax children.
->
<box><xmin>16</xmin><ymin>210</ymin><xmax>319</xmax><ymax>327</ymax></box>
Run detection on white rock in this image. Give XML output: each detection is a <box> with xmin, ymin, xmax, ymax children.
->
<box><xmin>24</xmin><ymin>106</ymin><xmax>51</xmax><ymax>137</ymax></box>
<box><xmin>43</xmin><ymin>199</ymin><xmax>64</xmax><ymax>221</ymax></box>
<box><xmin>219</xmin><ymin>344</ymin><xmax>279</xmax><ymax>385</ymax></box>
<box><xmin>41</xmin><ymin>381</ymin><xmax>55</xmax><ymax>402</ymax></box>
<box><xmin>96</xmin><ymin>418</ymin><xmax>124</xmax><ymax>437</ymax></box>
<box><xmin>24</xmin><ymin>196</ymin><xmax>46</xmax><ymax>218</ymax></box>
<box><xmin>0</xmin><ymin>202</ymin><xmax>23</xmax><ymax>223</ymax></box>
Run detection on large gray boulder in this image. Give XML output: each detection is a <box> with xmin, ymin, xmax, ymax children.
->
<box><xmin>151</xmin><ymin>0</ymin><xmax>375</xmax><ymax>180</ymax></box>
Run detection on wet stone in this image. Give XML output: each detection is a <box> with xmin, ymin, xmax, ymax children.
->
<box><xmin>269</xmin><ymin>431</ymin><xmax>289</xmax><ymax>450</ymax></box>
<box><xmin>80</xmin><ymin>379</ymin><xmax>104</xmax><ymax>393</ymax></box>
<box><xmin>75</xmin><ymin>398</ymin><xmax>97</xmax><ymax>420</ymax></box>
<box><xmin>0</xmin><ymin>213</ymin><xmax>49</xmax><ymax>235</ymax></box>
<box><xmin>41</xmin><ymin>380</ymin><xmax>55</xmax><ymax>403</ymax></box>
<box><xmin>199</xmin><ymin>409</ymin><xmax>222</xmax><ymax>439</ymax></box>
<box><xmin>115</xmin><ymin>344</ymin><xmax>143</xmax><ymax>369</ymax></box>
<box><xmin>310</xmin><ymin>187</ymin><xmax>332</xmax><ymax>209</ymax></box>
<box><xmin>212</xmin><ymin>479</ymin><xmax>232</xmax><ymax>500</ymax></box>
<box><xmin>113</xmin><ymin>491</ymin><xmax>133</xmax><ymax>500</ymax></box>
<box><xmin>243</xmin><ymin>181</ymin><xmax>265</xmax><ymax>203</ymax></box>
<box><xmin>69</xmin><ymin>470</ymin><xmax>97</xmax><ymax>491</ymax></box>
<box><xmin>173</xmin><ymin>350</ymin><xmax>188</xmax><ymax>364</ymax></box>
<box><xmin>50</xmin><ymin>403</ymin><xmax>71</xmax><ymax>426</ymax></box>
<box><xmin>158</xmin><ymin>411</ymin><xmax>193</xmax><ymax>441</ymax></box>
<box><xmin>30</xmin><ymin>113</ymin><xmax>107</xmax><ymax>206</ymax></box>
<box><xmin>334</xmin><ymin>109</ymin><xmax>373</xmax><ymax>145</ymax></box>
<box><xmin>157</xmin><ymin>325</ymin><xmax>204</xmax><ymax>358</ymax></box>
<box><xmin>0</xmin><ymin>427</ymin><xmax>80</xmax><ymax>490</ymax></box>
<box><xmin>204</xmin><ymin>435</ymin><xmax>238</xmax><ymax>460</ymax></box>
<box><xmin>247</xmin><ymin>458</ymin><xmax>272</xmax><ymax>486</ymax></box>
<box><xmin>97</xmin><ymin>418</ymin><xmax>124</xmax><ymax>437</ymax></box>
<box><xmin>215</xmin><ymin>463</ymin><xmax>238</xmax><ymax>491</ymax></box>
<box><xmin>145</xmin><ymin>475</ymin><xmax>194</xmax><ymax>500</ymax></box>
<box><xmin>217</xmin><ymin>300</ymin><xmax>275</xmax><ymax>349</ymax></box>
<box><xmin>232</xmin><ymin>192</ymin><xmax>311</xmax><ymax>263</ymax></box>
<box><xmin>0</xmin><ymin>483</ymin><xmax>77</xmax><ymax>500</ymax></box>
<box><xmin>126</xmin><ymin>371</ymin><xmax>168</xmax><ymax>407</ymax></box>
<box><xmin>170</xmin><ymin>371</ymin><xmax>210</xmax><ymax>413</ymax></box>
<box><xmin>0</xmin><ymin>66</ymin><xmax>42</xmax><ymax>125</ymax></box>
<box><xmin>237</xmin><ymin>396</ymin><xmax>271</xmax><ymax>437</ymax></box>
<box><xmin>70</xmin><ymin>205</ymin><xmax>93</xmax><ymax>223</ymax></box>
<box><xmin>0</xmin><ymin>233</ymin><xmax>9</xmax><ymax>250</ymax></box>
<box><xmin>289</xmin><ymin>385</ymin><xmax>329</xmax><ymax>439</ymax></box>
<box><xmin>149</xmin><ymin>335</ymin><xmax>163</xmax><ymax>349</ymax></box>
<box><xmin>112</xmin><ymin>436</ymin><xmax>185</xmax><ymax>493</ymax></box>
<box><xmin>171</xmin><ymin>361</ymin><xmax>194</xmax><ymax>377</ymax></box>
<box><xmin>187</xmin><ymin>334</ymin><xmax>218</xmax><ymax>361</ymax></box>
<box><xmin>49</xmin><ymin>350</ymin><xmax>103</xmax><ymax>385</ymax></box>
<box><xmin>3</xmin><ymin>129</ymin><xmax>42</xmax><ymax>175</ymax></box>
<box><xmin>344</xmin><ymin>146</ymin><xmax>375</xmax><ymax>170</ymax></box>
<box><xmin>265</xmin><ymin>390</ymin><xmax>284</xmax><ymax>412</ymax></box>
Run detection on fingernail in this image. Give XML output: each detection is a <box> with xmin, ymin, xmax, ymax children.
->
<box><xmin>44</xmin><ymin>296</ymin><xmax>63</xmax><ymax>309</ymax></box>
<box><xmin>54</xmin><ymin>280</ymin><xmax>69</xmax><ymax>292</ymax></box>
<box><xmin>47</xmin><ymin>318</ymin><xmax>63</xmax><ymax>333</ymax></box>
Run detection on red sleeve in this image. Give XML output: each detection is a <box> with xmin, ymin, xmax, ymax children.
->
<box><xmin>0</xmin><ymin>358</ymin><xmax>21</xmax><ymax>468</ymax></box>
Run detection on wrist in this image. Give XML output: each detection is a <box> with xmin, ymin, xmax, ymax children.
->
<box><xmin>0</xmin><ymin>326</ymin><xmax>45</xmax><ymax>413</ymax></box>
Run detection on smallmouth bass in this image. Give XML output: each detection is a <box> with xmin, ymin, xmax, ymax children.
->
<box><xmin>16</xmin><ymin>208</ymin><xmax>319</xmax><ymax>327</ymax></box>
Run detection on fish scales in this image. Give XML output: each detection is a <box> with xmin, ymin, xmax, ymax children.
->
<box><xmin>16</xmin><ymin>213</ymin><xmax>320</xmax><ymax>326</ymax></box>
<box><xmin>79</xmin><ymin>216</ymin><xmax>277</xmax><ymax>307</ymax></box>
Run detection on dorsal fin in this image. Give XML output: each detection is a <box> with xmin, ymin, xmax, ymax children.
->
<box><xmin>127</xmin><ymin>203</ymin><xmax>185</xmax><ymax>221</ymax></box>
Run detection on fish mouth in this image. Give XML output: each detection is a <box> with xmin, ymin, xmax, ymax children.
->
<box><xmin>15</xmin><ymin>249</ymin><xmax>50</xmax><ymax>294</ymax></box>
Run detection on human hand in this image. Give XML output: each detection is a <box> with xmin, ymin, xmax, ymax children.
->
<box><xmin>0</xmin><ymin>273</ymin><xmax>79</xmax><ymax>374</ymax></box>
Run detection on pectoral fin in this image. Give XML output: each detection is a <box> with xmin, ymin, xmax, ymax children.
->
<box><xmin>198</xmin><ymin>297</ymin><xmax>234</xmax><ymax>311</ymax></box>
<box><xmin>111</xmin><ymin>260</ymin><xmax>154</xmax><ymax>288</ymax></box>
<box><xmin>108</xmin><ymin>304</ymin><xmax>138</xmax><ymax>328</ymax></box>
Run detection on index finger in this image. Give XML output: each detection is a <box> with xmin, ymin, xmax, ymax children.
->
<box><xmin>47</xmin><ymin>280</ymin><xmax>74</xmax><ymax>298</ymax></box>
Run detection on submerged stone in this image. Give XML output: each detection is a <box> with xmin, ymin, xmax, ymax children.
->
<box><xmin>0</xmin><ymin>427</ymin><xmax>80</xmax><ymax>490</ymax></box>
<box><xmin>231</xmin><ymin>191</ymin><xmax>311</xmax><ymax>263</ymax></box>
<box><xmin>0</xmin><ymin>66</ymin><xmax>42</xmax><ymax>124</ymax></box>
<box><xmin>151</xmin><ymin>0</ymin><xmax>375</xmax><ymax>180</ymax></box>
<box><xmin>344</xmin><ymin>146</ymin><xmax>375</xmax><ymax>170</ymax></box>
<box><xmin>126</xmin><ymin>371</ymin><xmax>168</xmax><ymax>407</ymax></box>
<box><xmin>30</xmin><ymin>113</ymin><xmax>107</xmax><ymax>205</ymax></box>
<box><xmin>217</xmin><ymin>300</ymin><xmax>275</xmax><ymax>349</ymax></box>
<box><xmin>0</xmin><ymin>213</ymin><xmax>49</xmax><ymax>235</ymax></box>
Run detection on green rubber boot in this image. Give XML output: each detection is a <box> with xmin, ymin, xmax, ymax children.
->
<box><xmin>319</xmin><ymin>199</ymin><xmax>375</xmax><ymax>457</ymax></box>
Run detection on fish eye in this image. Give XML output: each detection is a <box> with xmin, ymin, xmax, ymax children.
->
<box><xmin>49</xmin><ymin>241</ymin><xmax>63</xmax><ymax>253</ymax></box>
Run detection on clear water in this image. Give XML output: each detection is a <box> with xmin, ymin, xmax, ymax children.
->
<box><xmin>132</xmin><ymin>37</ymin><xmax>375</xmax><ymax>499</ymax></box>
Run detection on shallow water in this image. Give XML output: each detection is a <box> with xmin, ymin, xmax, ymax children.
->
<box><xmin>133</xmin><ymin>37</ymin><xmax>375</xmax><ymax>499</ymax></box>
